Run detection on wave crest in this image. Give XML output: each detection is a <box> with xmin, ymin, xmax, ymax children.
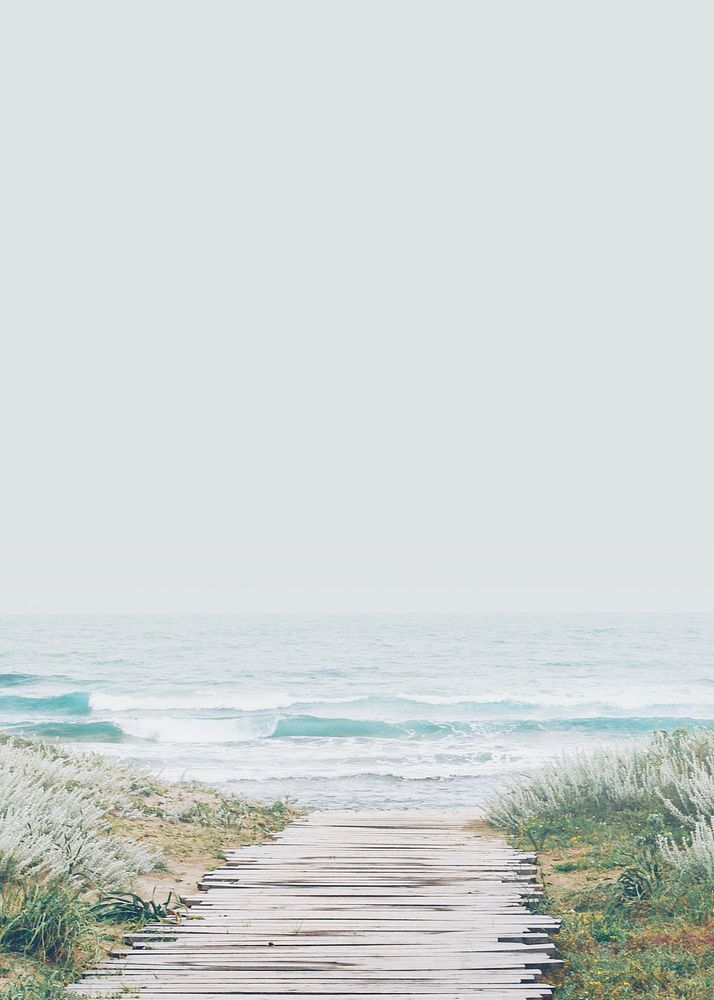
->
<box><xmin>0</xmin><ymin>692</ymin><xmax>91</xmax><ymax>715</ymax></box>
<box><xmin>9</xmin><ymin>720</ymin><xmax>123</xmax><ymax>741</ymax></box>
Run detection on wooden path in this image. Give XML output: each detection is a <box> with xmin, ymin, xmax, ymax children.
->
<box><xmin>69</xmin><ymin>810</ymin><xmax>559</xmax><ymax>1000</ymax></box>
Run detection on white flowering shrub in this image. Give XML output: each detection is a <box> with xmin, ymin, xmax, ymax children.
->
<box><xmin>487</xmin><ymin>742</ymin><xmax>662</xmax><ymax>829</ymax></box>
<box><xmin>653</xmin><ymin>730</ymin><xmax>714</xmax><ymax>823</ymax></box>
<box><xmin>488</xmin><ymin>727</ymin><xmax>714</xmax><ymax>887</ymax></box>
<box><xmin>0</xmin><ymin>737</ymin><xmax>156</xmax><ymax>890</ymax></box>
<box><xmin>659</xmin><ymin>816</ymin><xmax>714</xmax><ymax>881</ymax></box>
<box><xmin>487</xmin><ymin>729</ymin><xmax>714</xmax><ymax>829</ymax></box>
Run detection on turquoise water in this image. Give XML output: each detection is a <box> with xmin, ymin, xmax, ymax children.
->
<box><xmin>0</xmin><ymin>614</ymin><xmax>713</xmax><ymax>808</ymax></box>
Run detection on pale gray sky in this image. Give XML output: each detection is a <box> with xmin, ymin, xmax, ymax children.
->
<box><xmin>1</xmin><ymin>2</ymin><xmax>712</xmax><ymax>613</ymax></box>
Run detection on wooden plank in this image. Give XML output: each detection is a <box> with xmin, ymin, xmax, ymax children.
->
<box><xmin>126</xmin><ymin>922</ymin><xmax>548</xmax><ymax>953</ymax></box>
<box><xmin>94</xmin><ymin>954</ymin><xmax>560</xmax><ymax>969</ymax></box>
<box><xmin>70</xmin><ymin>991</ymin><xmax>554</xmax><ymax>996</ymax></box>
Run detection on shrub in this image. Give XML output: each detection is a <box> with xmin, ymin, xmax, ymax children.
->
<box><xmin>0</xmin><ymin>738</ymin><xmax>156</xmax><ymax>889</ymax></box>
<box><xmin>487</xmin><ymin>728</ymin><xmax>714</xmax><ymax>835</ymax></box>
<box><xmin>659</xmin><ymin>815</ymin><xmax>714</xmax><ymax>883</ymax></box>
<box><xmin>488</xmin><ymin>728</ymin><xmax>714</xmax><ymax>889</ymax></box>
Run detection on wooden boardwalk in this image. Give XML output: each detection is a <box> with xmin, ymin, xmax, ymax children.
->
<box><xmin>69</xmin><ymin>809</ymin><xmax>559</xmax><ymax>1000</ymax></box>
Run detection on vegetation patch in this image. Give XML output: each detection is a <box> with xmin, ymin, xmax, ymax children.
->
<box><xmin>0</xmin><ymin>733</ymin><xmax>300</xmax><ymax>996</ymax></box>
<box><xmin>487</xmin><ymin>728</ymin><xmax>714</xmax><ymax>999</ymax></box>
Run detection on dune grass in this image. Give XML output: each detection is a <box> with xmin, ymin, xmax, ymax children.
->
<box><xmin>0</xmin><ymin>733</ymin><xmax>300</xmax><ymax>997</ymax></box>
<box><xmin>487</xmin><ymin>729</ymin><xmax>714</xmax><ymax>999</ymax></box>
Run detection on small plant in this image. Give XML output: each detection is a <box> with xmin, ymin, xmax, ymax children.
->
<box><xmin>519</xmin><ymin>818</ymin><xmax>555</xmax><ymax>851</ymax></box>
<box><xmin>614</xmin><ymin>814</ymin><xmax>665</xmax><ymax>904</ymax></box>
<box><xmin>91</xmin><ymin>890</ymin><xmax>185</xmax><ymax>925</ymax></box>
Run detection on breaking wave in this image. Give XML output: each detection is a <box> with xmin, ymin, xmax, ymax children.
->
<box><xmin>12</xmin><ymin>713</ymin><xmax>709</xmax><ymax>746</ymax></box>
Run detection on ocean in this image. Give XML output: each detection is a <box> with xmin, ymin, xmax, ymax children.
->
<box><xmin>0</xmin><ymin>614</ymin><xmax>712</xmax><ymax>809</ymax></box>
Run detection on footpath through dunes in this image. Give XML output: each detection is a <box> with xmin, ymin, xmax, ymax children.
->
<box><xmin>68</xmin><ymin>809</ymin><xmax>560</xmax><ymax>1000</ymax></box>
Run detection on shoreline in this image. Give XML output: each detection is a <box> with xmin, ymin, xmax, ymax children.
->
<box><xmin>3</xmin><ymin>612</ymin><xmax>712</xmax><ymax>815</ymax></box>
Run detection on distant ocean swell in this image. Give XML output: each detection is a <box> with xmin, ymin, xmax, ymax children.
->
<box><xmin>88</xmin><ymin>691</ymin><xmax>714</xmax><ymax>713</ymax></box>
<box><xmin>0</xmin><ymin>672</ymin><xmax>48</xmax><ymax>687</ymax></box>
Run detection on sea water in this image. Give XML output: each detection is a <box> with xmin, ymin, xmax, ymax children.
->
<box><xmin>0</xmin><ymin>614</ymin><xmax>712</xmax><ymax>809</ymax></box>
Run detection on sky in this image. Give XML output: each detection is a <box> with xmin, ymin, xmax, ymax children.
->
<box><xmin>0</xmin><ymin>2</ymin><xmax>712</xmax><ymax>613</ymax></box>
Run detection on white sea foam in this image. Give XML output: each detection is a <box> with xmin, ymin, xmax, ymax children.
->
<box><xmin>118</xmin><ymin>715</ymin><xmax>279</xmax><ymax>744</ymax></box>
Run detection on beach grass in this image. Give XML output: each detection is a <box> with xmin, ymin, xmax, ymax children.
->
<box><xmin>0</xmin><ymin>733</ymin><xmax>301</xmax><ymax>996</ymax></box>
<box><xmin>487</xmin><ymin>728</ymin><xmax>714</xmax><ymax>999</ymax></box>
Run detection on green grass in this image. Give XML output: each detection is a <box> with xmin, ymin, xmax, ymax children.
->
<box><xmin>0</xmin><ymin>973</ymin><xmax>69</xmax><ymax>1000</ymax></box>
<box><xmin>0</xmin><ymin>884</ymin><xmax>95</xmax><ymax>965</ymax></box>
